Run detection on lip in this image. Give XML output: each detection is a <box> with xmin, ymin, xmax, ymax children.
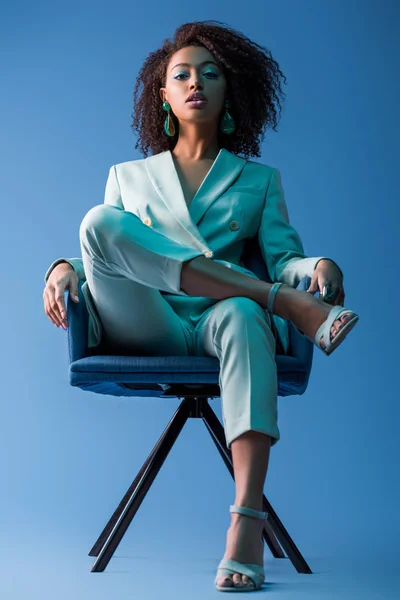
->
<box><xmin>187</xmin><ymin>100</ymin><xmax>208</xmax><ymax>108</ymax></box>
<box><xmin>186</xmin><ymin>93</ymin><xmax>207</xmax><ymax>102</ymax></box>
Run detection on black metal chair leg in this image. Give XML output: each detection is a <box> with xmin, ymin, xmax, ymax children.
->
<box><xmin>200</xmin><ymin>400</ymin><xmax>312</xmax><ymax>574</ymax></box>
<box><xmin>90</xmin><ymin>398</ymin><xmax>192</xmax><ymax>572</ymax></box>
<box><xmin>88</xmin><ymin>398</ymin><xmax>179</xmax><ymax>557</ymax></box>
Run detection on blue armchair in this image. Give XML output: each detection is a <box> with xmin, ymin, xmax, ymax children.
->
<box><xmin>65</xmin><ymin>236</ymin><xmax>314</xmax><ymax>575</ymax></box>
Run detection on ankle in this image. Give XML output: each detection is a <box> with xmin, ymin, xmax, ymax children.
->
<box><xmin>233</xmin><ymin>499</ymin><xmax>263</xmax><ymax>512</ymax></box>
<box><xmin>265</xmin><ymin>282</ymin><xmax>293</xmax><ymax>320</ymax></box>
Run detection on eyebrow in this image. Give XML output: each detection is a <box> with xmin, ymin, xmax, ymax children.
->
<box><xmin>171</xmin><ymin>60</ymin><xmax>220</xmax><ymax>70</ymax></box>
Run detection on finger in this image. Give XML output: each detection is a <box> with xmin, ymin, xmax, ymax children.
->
<box><xmin>322</xmin><ymin>280</ymin><xmax>338</xmax><ymax>304</ymax></box>
<box><xmin>333</xmin><ymin>287</ymin><xmax>343</xmax><ymax>306</ymax></box>
<box><xmin>47</xmin><ymin>287</ymin><xmax>61</xmax><ymax>324</ymax></box>
<box><xmin>50</xmin><ymin>308</ymin><xmax>64</xmax><ymax>328</ymax></box>
<box><xmin>44</xmin><ymin>295</ymin><xmax>62</xmax><ymax>327</ymax></box>
<box><xmin>54</xmin><ymin>289</ymin><xmax>67</xmax><ymax>322</ymax></box>
<box><xmin>44</xmin><ymin>295</ymin><xmax>56</xmax><ymax>326</ymax></box>
<box><xmin>330</xmin><ymin>288</ymin><xmax>340</xmax><ymax>305</ymax></box>
<box><xmin>335</xmin><ymin>282</ymin><xmax>345</xmax><ymax>302</ymax></box>
<box><xmin>70</xmin><ymin>281</ymin><xmax>79</xmax><ymax>302</ymax></box>
<box><xmin>48</xmin><ymin>286</ymin><xmax>65</xmax><ymax>325</ymax></box>
<box><xmin>319</xmin><ymin>280</ymin><xmax>330</xmax><ymax>300</ymax></box>
<box><xmin>307</xmin><ymin>274</ymin><xmax>319</xmax><ymax>294</ymax></box>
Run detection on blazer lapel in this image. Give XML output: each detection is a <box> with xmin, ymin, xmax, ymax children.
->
<box><xmin>145</xmin><ymin>148</ymin><xmax>247</xmax><ymax>248</ymax></box>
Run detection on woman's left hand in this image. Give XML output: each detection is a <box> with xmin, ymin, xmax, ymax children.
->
<box><xmin>306</xmin><ymin>259</ymin><xmax>345</xmax><ymax>306</ymax></box>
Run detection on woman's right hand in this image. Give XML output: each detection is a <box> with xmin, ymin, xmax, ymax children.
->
<box><xmin>43</xmin><ymin>262</ymin><xmax>80</xmax><ymax>329</ymax></box>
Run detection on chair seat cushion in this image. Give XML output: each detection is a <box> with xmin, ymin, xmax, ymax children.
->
<box><xmin>69</xmin><ymin>354</ymin><xmax>311</xmax><ymax>398</ymax></box>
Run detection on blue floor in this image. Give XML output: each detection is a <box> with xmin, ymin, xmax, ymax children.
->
<box><xmin>2</xmin><ymin>533</ymin><xmax>398</xmax><ymax>599</ymax></box>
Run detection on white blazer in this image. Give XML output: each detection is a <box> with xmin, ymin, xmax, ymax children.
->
<box><xmin>45</xmin><ymin>148</ymin><xmax>341</xmax><ymax>351</ymax></box>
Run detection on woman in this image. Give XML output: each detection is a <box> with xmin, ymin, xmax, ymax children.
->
<box><xmin>43</xmin><ymin>21</ymin><xmax>359</xmax><ymax>592</ymax></box>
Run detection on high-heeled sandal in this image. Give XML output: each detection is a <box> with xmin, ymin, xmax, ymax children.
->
<box><xmin>267</xmin><ymin>282</ymin><xmax>359</xmax><ymax>356</ymax></box>
<box><xmin>215</xmin><ymin>504</ymin><xmax>268</xmax><ymax>592</ymax></box>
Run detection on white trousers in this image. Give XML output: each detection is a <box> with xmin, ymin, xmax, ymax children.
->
<box><xmin>79</xmin><ymin>204</ymin><xmax>280</xmax><ymax>449</ymax></box>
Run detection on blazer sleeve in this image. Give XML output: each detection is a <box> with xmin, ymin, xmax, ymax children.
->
<box><xmin>44</xmin><ymin>166</ymin><xmax>123</xmax><ymax>283</ymax></box>
<box><xmin>257</xmin><ymin>168</ymin><xmax>343</xmax><ymax>287</ymax></box>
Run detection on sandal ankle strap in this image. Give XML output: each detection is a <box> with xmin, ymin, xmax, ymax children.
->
<box><xmin>230</xmin><ymin>504</ymin><xmax>268</xmax><ymax>520</ymax></box>
<box><xmin>267</xmin><ymin>282</ymin><xmax>283</xmax><ymax>313</ymax></box>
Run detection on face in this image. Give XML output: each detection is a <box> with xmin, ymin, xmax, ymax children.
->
<box><xmin>159</xmin><ymin>45</ymin><xmax>227</xmax><ymax>128</ymax></box>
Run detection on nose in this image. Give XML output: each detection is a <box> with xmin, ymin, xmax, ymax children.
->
<box><xmin>190</xmin><ymin>74</ymin><xmax>203</xmax><ymax>88</ymax></box>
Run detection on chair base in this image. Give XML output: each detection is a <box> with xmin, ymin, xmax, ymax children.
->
<box><xmin>88</xmin><ymin>391</ymin><xmax>312</xmax><ymax>575</ymax></box>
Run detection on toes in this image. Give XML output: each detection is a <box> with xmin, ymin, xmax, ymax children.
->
<box><xmin>218</xmin><ymin>573</ymin><xmax>250</xmax><ymax>588</ymax></box>
<box><xmin>232</xmin><ymin>574</ymin><xmax>254</xmax><ymax>588</ymax></box>
<box><xmin>242</xmin><ymin>575</ymin><xmax>254</xmax><ymax>588</ymax></box>
<box><xmin>334</xmin><ymin>314</ymin><xmax>350</xmax><ymax>334</ymax></box>
<box><xmin>232</xmin><ymin>574</ymin><xmax>244</xmax><ymax>587</ymax></box>
<box><xmin>320</xmin><ymin>313</ymin><xmax>352</xmax><ymax>350</ymax></box>
<box><xmin>217</xmin><ymin>575</ymin><xmax>233</xmax><ymax>587</ymax></box>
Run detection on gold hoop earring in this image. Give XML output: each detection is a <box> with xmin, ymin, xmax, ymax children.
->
<box><xmin>162</xmin><ymin>100</ymin><xmax>176</xmax><ymax>137</ymax></box>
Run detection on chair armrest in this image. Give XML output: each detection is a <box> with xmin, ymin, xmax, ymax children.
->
<box><xmin>66</xmin><ymin>280</ymin><xmax>90</xmax><ymax>363</ymax></box>
<box><xmin>288</xmin><ymin>276</ymin><xmax>314</xmax><ymax>367</ymax></box>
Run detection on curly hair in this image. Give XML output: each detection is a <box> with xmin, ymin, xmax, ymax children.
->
<box><xmin>130</xmin><ymin>20</ymin><xmax>287</xmax><ymax>159</ymax></box>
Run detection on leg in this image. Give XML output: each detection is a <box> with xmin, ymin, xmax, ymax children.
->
<box><xmin>228</xmin><ymin>431</ymin><xmax>271</xmax><ymax>588</ymax></box>
<box><xmin>182</xmin><ymin>256</ymin><xmax>353</xmax><ymax>351</ymax></box>
<box><xmin>79</xmin><ymin>204</ymin><xmax>194</xmax><ymax>355</ymax></box>
<box><xmin>195</xmin><ymin>297</ymin><xmax>279</xmax><ymax>589</ymax></box>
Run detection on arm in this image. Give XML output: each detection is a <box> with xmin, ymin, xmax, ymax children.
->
<box><xmin>44</xmin><ymin>165</ymin><xmax>123</xmax><ymax>284</ymax></box>
<box><xmin>257</xmin><ymin>168</ymin><xmax>343</xmax><ymax>287</ymax></box>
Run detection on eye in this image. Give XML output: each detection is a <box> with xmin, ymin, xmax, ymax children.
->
<box><xmin>174</xmin><ymin>71</ymin><xmax>218</xmax><ymax>80</ymax></box>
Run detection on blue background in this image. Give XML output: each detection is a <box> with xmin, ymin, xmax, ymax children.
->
<box><xmin>1</xmin><ymin>1</ymin><xmax>398</xmax><ymax>598</ymax></box>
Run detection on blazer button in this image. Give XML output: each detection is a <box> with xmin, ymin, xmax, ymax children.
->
<box><xmin>229</xmin><ymin>220</ymin><xmax>240</xmax><ymax>231</ymax></box>
<box><xmin>143</xmin><ymin>217</ymin><xmax>152</xmax><ymax>226</ymax></box>
<box><xmin>204</xmin><ymin>250</ymin><xmax>213</xmax><ymax>258</ymax></box>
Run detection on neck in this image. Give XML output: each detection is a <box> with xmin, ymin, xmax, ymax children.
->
<box><xmin>171</xmin><ymin>130</ymin><xmax>220</xmax><ymax>161</ymax></box>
